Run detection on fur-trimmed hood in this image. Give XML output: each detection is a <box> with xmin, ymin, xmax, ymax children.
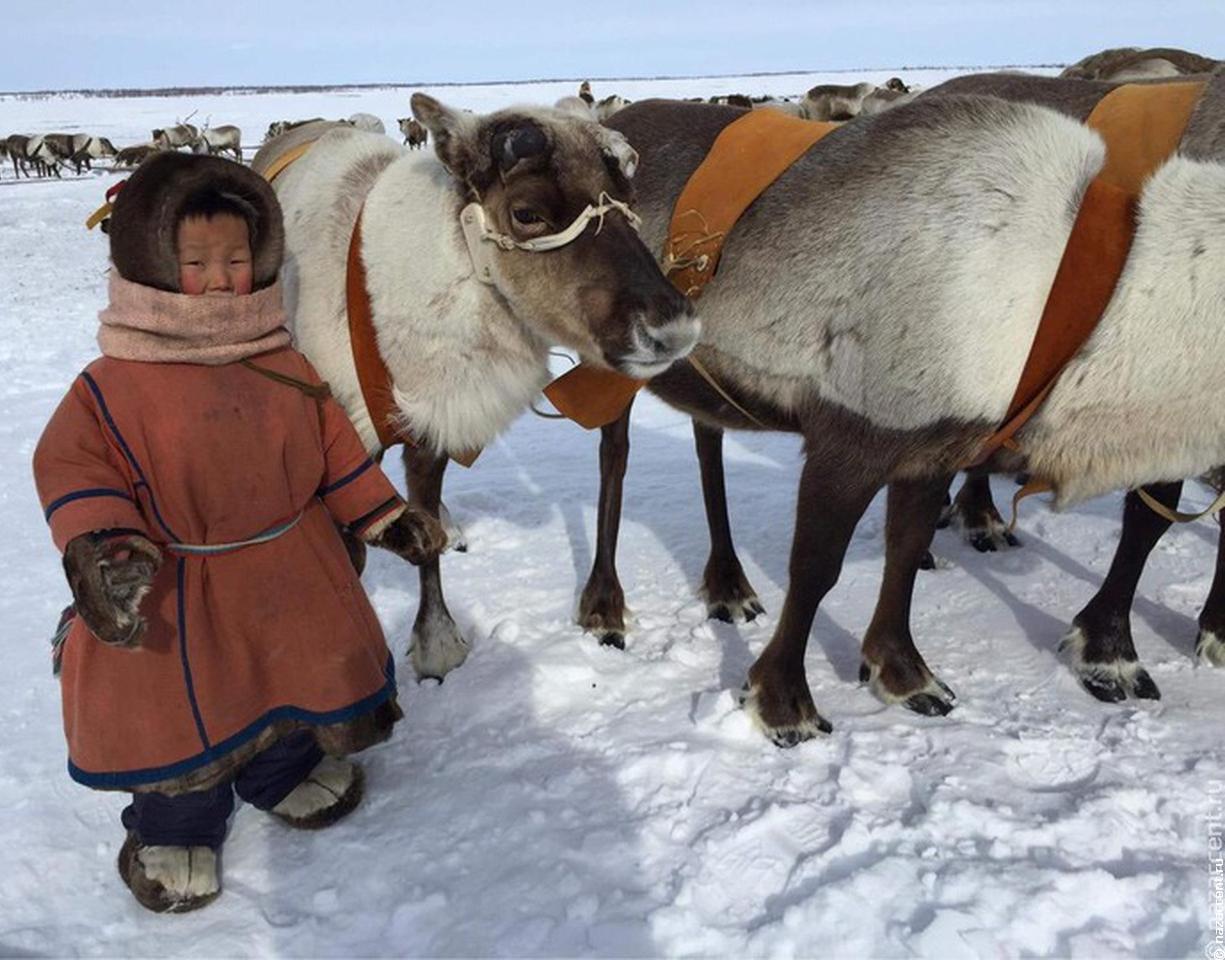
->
<box><xmin>107</xmin><ymin>152</ymin><xmax>285</xmax><ymax>292</ymax></box>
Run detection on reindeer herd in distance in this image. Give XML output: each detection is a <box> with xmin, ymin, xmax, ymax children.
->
<box><xmin>2</xmin><ymin>45</ymin><xmax>1215</xmax><ymax>183</ymax></box>
<box><xmin>0</xmin><ymin>69</ymin><xmax>969</xmax><ymax>183</ymax></box>
<box><xmin>0</xmin><ymin>109</ymin><xmax>432</xmax><ymax>180</ymax></box>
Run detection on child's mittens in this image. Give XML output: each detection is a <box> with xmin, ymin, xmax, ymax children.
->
<box><xmin>63</xmin><ymin>534</ymin><xmax>162</xmax><ymax>647</ymax></box>
<box><xmin>366</xmin><ymin>507</ymin><xmax>448</xmax><ymax>565</ymax></box>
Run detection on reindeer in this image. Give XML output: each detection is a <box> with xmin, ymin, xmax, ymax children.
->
<box><xmin>263</xmin><ymin>118</ymin><xmax>327</xmax><ymax>142</ymax></box>
<box><xmin>40</xmin><ymin>134</ymin><xmax>78</xmax><ymax>169</ymax></box>
<box><xmin>347</xmin><ymin>112</ymin><xmax>385</xmax><ymax>134</ymax></box>
<box><xmin>194</xmin><ymin>124</ymin><xmax>243</xmax><ymax>161</ymax></box>
<box><xmin>799</xmin><ymin>82</ymin><xmax>874</xmax><ymax>120</ymax></box>
<box><xmin>5</xmin><ymin>134</ymin><xmax>30</xmax><ymax>177</ymax></box>
<box><xmin>563</xmin><ymin>79</ymin><xmax>1225</xmax><ymax>745</ymax></box>
<box><xmin>152</xmin><ymin>122</ymin><xmax>200</xmax><ymax>151</ymax></box>
<box><xmin>111</xmin><ymin>143</ymin><xmax>162</xmax><ymax>168</ymax></box>
<box><xmin>1061</xmin><ymin>46</ymin><xmax>1219</xmax><ymax>82</ymax></box>
<box><xmin>396</xmin><ymin>117</ymin><xmax>428</xmax><ymax>149</ymax></box>
<box><xmin>800</xmin><ymin>81</ymin><xmax>917</xmax><ymax>121</ymax></box>
<box><xmin>70</xmin><ymin>135</ymin><xmax>118</xmax><ymax>172</ymax></box>
<box><xmin>24</xmin><ymin>135</ymin><xmax>66</xmax><ymax>178</ymax></box>
<box><xmin>595</xmin><ymin>94</ymin><xmax>629</xmax><ymax>121</ymax></box>
<box><xmin>252</xmin><ymin>97</ymin><xmax>697</xmax><ymax>682</ymax></box>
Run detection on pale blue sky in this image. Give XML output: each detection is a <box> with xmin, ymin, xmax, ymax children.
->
<box><xmin>8</xmin><ymin>0</ymin><xmax>1223</xmax><ymax>91</ymax></box>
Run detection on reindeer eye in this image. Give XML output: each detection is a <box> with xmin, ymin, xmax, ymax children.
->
<box><xmin>512</xmin><ymin>208</ymin><xmax>544</xmax><ymax>226</ymax></box>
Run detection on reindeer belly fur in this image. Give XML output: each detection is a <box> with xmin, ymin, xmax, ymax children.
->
<box><xmin>1018</xmin><ymin>155</ymin><xmax>1225</xmax><ymax>505</ymax></box>
<box><xmin>359</xmin><ymin>157</ymin><xmax>552</xmax><ymax>454</ymax></box>
<box><xmin>687</xmin><ymin>99</ymin><xmax>1106</xmax><ymax>433</ymax></box>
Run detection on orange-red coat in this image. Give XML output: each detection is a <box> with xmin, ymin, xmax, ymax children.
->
<box><xmin>33</xmin><ymin>347</ymin><xmax>403</xmax><ymax>793</ymax></box>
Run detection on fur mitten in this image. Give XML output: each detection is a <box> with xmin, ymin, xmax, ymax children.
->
<box><xmin>63</xmin><ymin>533</ymin><xmax>161</xmax><ymax>647</ymax></box>
<box><xmin>364</xmin><ymin>506</ymin><xmax>447</xmax><ymax>565</ymax></box>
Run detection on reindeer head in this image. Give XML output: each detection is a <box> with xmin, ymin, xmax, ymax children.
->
<box><xmin>411</xmin><ymin>94</ymin><xmax>697</xmax><ymax>378</ymax></box>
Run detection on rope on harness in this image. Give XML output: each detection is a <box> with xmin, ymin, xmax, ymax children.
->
<box><xmin>662</xmin><ymin>208</ymin><xmax>727</xmax><ymax>297</ymax></box>
<box><xmin>1137</xmin><ymin>486</ymin><xmax>1225</xmax><ymax>524</ymax></box>
<box><xmin>687</xmin><ymin>355</ymin><xmax>769</xmax><ymax>430</ymax></box>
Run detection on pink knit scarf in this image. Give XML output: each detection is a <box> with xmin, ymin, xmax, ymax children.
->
<box><xmin>97</xmin><ymin>272</ymin><xmax>292</xmax><ymax>364</ymax></box>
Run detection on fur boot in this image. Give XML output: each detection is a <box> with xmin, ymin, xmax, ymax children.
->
<box><xmin>117</xmin><ymin>834</ymin><xmax>221</xmax><ymax>913</ymax></box>
<box><xmin>271</xmin><ymin>757</ymin><xmax>365</xmax><ymax>830</ymax></box>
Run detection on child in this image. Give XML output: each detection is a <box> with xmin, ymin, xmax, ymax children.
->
<box><xmin>33</xmin><ymin>152</ymin><xmax>445</xmax><ymax>913</ymax></box>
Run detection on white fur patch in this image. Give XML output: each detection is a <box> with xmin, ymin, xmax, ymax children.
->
<box><xmin>1021</xmin><ymin>156</ymin><xmax>1225</xmax><ymax>505</ymax></box>
<box><xmin>273</xmin><ymin>129</ymin><xmax>554</xmax><ymax>455</ymax></box>
<box><xmin>1197</xmin><ymin>629</ymin><xmax>1225</xmax><ymax>667</ymax></box>
<box><xmin>1058</xmin><ymin>626</ymin><xmax>1142</xmax><ymax>684</ymax></box>
<box><xmin>682</xmin><ymin>99</ymin><xmax>1105</xmax><ymax>432</ymax></box>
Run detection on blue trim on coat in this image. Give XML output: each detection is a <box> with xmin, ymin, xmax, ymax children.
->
<box><xmin>67</xmin><ymin>656</ymin><xmax>397</xmax><ymax>789</ymax></box>
<box><xmin>319</xmin><ymin>457</ymin><xmax>375</xmax><ymax>496</ymax></box>
<box><xmin>44</xmin><ymin>487</ymin><xmax>134</xmax><ymax>522</ymax></box>
<box><xmin>80</xmin><ymin>372</ymin><xmax>181</xmax><ymax>543</ymax></box>
<box><xmin>177</xmin><ymin>558</ymin><xmax>212</xmax><ymax>751</ymax></box>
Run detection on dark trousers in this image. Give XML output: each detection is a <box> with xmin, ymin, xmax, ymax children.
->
<box><xmin>121</xmin><ymin>731</ymin><xmax>323</xmax><ymax>849</ymax></box>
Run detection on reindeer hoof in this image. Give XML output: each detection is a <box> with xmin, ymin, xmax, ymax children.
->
<box><xmin>1073</xmin><ymin>663</ymin><xmax>1160</xmax><ymax>703</ymax></box>
<box><xmin>410</xmin><ymin>617</ymin><xmax>470</xmax><ymax>681</ymax></box>
<box><xmin>738</xmin><ymin>681</ymin><xmax>832</xmax><ymax>746</ymax></box>
<box><xmin>862</xmin><ymin>662</ymin><xmax>956</xmax><ymax>715</ymax></box>
<box><xmin>599</xmin><ymin>631</ymin><xmax>626</xmax><ymax>650</ymax></box>
<box><xmin>1131</xmin><ymin>669</ymin><xmax>1161</xmax><ymax>700</ymax></box>
<box><xmin>706</xmin><ymin>596</ymin><xmax>765</xmax><ymax>624</ymax></box>
<box><xmin>905</xmin><ymin>692</ymin><xmax>954</xmax><ymax>716</ymax></box>
<box><xmin>1081</xmin><ymin>675</ymin><xmax>1127</xmax><ymax>703</ymax></box>
<box><xmin>1060</xmin><ymin>628</ymin><xmax>1161</xmax><ymax>702</ymax></box>
<box><xmin>918</xmin><ymin>550</ymin><xmax>936</xmax><ymax>571</ymax></box>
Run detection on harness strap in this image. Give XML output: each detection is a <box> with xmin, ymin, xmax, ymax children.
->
<box><xmin>261</xmin><ymin>140</ymin><xmax>478</xmax><ymax>467</ymax></box>
<box><xmin>346</xmin><ymin>209</ymin><xmax>403</xmax><ymax>451</ymax></box>
<box><xmin>544</xmin><ymin>108</ymin><xmax>840</xmax><ymax>428</ymax></box>
<box><xmin>1137</xmin><ymin>486</ymin><xmax>1225</xmax><ymax>524</ymax></box>
<box><xmin>261</xmin><ymin>140</ymin><xmax>315</xmax><ymax>184</ymax></box>
<box><xmin>972</xmin><ymin>79</ymin><xmax>1206</xmax><ymax>467</ymax></box>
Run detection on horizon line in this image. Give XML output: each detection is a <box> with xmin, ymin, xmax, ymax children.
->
<box><xmin>0</xmin><ymin>62</ymin><xmax>1064</xmax><ymax>100</ymax></box>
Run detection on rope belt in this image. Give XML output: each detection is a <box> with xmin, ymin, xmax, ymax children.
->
<box><xmin>164</xmin><ymin>510</ymin><xmax>304</xmax><ymax>556</ymax></box>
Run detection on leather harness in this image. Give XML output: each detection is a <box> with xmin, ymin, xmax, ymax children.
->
<box><xmin>546</xmin><ymin>82</ymin><xmax>1207</xmax><ymax>456</ymax></box>
<box><xmin>973</xmin><ymin>79</ymin><xmax>1206</xmax><ymax>466</ymax></box>
<box><xmin>263</xmin><ymin>141</ymin><xmax>479</xmax><ymax>467</ymax></box>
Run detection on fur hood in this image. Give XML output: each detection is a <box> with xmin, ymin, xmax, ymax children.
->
<box><xmin>107</xmin><ymin>152</ymin><xmax>284</xmax><ymax>292</ymax></box>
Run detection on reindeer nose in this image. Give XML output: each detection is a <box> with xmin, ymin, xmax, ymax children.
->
<box><xmin>639</xmin><ymin>311</ymin><xmax>699</xmax><ymax>360</ymax></box>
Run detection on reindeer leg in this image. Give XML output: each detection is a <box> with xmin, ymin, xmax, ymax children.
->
<box><xmin>742</xmin><ymin>449</ymin><xmax>884</xmax><ymax>746</ymax></box>
<box><xmin>942</xmin><ymin>470</ymin><xmax>1020</xmax><ymax>552</ymax></box>
<box><xmin>861</xmin><ymin>475</ymin><xmax>958</xmax><ymax>715</ymax></box>
<box><xmin>694</xmin><ymin>419</ymin><xmax>764</xmax><ymax>623</ymax></box>
<box><xmin>1196</xmin><ymin>503</ymin><xmax>1225</xmax><ymax>666</ymax></box>
<box><xmin>1060</xmin><ymin>482</ymin><xmax>1178</xmax><ymax>701</ymax></box>
<box><xmin>577</xmin><ymin>401</ymin><xmax>633</xmax><ymax>648</ymax></box>
<box><xmin>403</xmin><ymin>444</ymin><xmax>469</xmax><ymax>681</ymax></box>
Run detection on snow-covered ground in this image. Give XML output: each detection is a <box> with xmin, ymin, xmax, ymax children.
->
<box><xmin>3</xmin><ymin>68</ymin><xmax>1222</xmax><ymax>958</ymax></box>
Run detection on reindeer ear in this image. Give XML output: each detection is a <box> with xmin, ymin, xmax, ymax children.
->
<box><xmin>410</xmin><ymin>93</ymin><xmax>482</xmax><ymax>182</ymax></box>
<box><xmin>600</xmin><ymin>129</ymin><xmax>638</xmax><ymax>180</ymax></box>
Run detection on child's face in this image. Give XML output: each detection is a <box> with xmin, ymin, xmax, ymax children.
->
<box><xmin>176</xmin><ymin>213</ymin><xmax>253</xmax><ymax>296</ymax></box>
